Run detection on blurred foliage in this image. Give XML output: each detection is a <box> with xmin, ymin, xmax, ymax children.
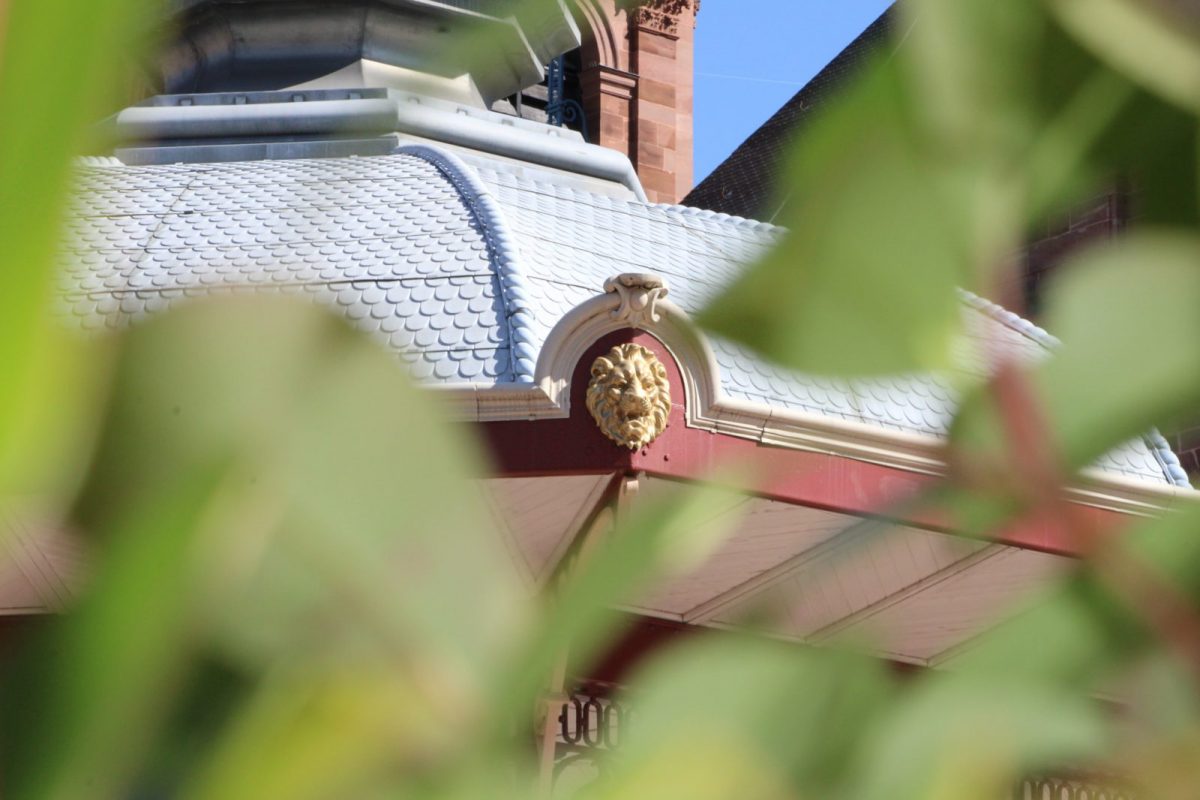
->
<box><xmin>1</xmin><ymin>0</ymin><xmax>1200</xmax><ymax>798</ymax></box>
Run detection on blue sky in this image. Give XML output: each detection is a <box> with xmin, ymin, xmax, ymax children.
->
<box><xmin>693</xmin><ymin>1</ymin><xmax>894</xmax><ymax>183</ymax></box>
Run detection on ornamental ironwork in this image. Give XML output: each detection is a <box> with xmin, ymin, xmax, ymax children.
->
<box><xmin>545</xmin><ymin>55</ymin><xmax>589</xmax><ymax>140</ymax></box>
<box><xmin>553</xmin><ymin>685</ymin><xmax>630</xmax><ymax>791</ymax></box>
<box><xmin>557</xmin><ymin>687</ymin><xmax>628</xmax><ymax>750</ymax></box>
<box><xmin>1015</xmin><ymin>776</ymin><xmax>1136</xmax><ymax>799</ymax></box>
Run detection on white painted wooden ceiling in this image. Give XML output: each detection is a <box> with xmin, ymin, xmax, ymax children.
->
<box><xmin>0</xmin><ymin>512</ymin><xmax>83</xmax><ymax>615</ymax></box>
<box><xmin>482</xmin><ymin>473</ymin><xmax>1072</xmax><ymax>667</ymax></box>
<box><xmin>0</xmin><ymin>473</ymin><xmax>1073</xmax><ymax>667</ymax></box>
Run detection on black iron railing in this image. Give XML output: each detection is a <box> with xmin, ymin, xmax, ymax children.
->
<box><xmin>545</xmin><ymin>56</ymin><xmax>589</xmax><ymax>141</ymax></box>
<box><xmin>557</xmin><ymin>685</ymin><xmax>627</xmax><ymax>752</ymax></box>
<box><xmin>1015</xmin><ymin>776</ymin><xmax>1136</xmax><ymax>799</ymax></box>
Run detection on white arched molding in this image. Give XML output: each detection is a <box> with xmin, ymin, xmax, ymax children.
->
<box><xmin>537</xmin><ymin>272</ymin><xmax>718</xmax><ymax>419</ymax></box>
<box><xmin>470</xmin><ymin>272</ymin><xmax>720</xmax><ymax>428</ymax></box>
<box><xmin>572</xmin><ymin>0</ymin><xmax>624</xmax><ymax>71</ymax></box>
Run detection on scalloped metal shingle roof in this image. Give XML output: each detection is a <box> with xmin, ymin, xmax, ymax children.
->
<box><xmin>61</xmin><ymin>152</ymin><xmax>515</xmax><ymax>382</ymax></box>
<box><xmin>57</xmin><ymin>148</ymin><xmax>1189</xmax><ymax>487</ymax></box>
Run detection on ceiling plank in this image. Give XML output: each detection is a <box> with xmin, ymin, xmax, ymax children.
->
<box><xmin>808</xmin><ymin>544</ymin><xmax>1006</xmax><ymax>643</ymax></box>
<box><xmin>678</xmin><ymin>509</ymin><xmax>893</xmax><ymax>625</ymax></box>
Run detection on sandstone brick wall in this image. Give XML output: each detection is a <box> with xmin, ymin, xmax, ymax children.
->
<box><xmin>578</xmin><ymin>0</ymin><xmax>698</xmax><ymax>204</ymax></box>
<box><xmin>1022</xmin><ymin>190</ymin><xmax>1127</xmax><ymax>315</ymax></box>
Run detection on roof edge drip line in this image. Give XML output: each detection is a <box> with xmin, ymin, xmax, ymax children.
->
<box><xmin>396</xmin><ymin>144</ymin><xmax>539</xmax><ymax>382</ymax></box>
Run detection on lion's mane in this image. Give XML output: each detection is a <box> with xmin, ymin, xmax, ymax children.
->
<box><xmin>585</xmin><ymin>343</ymin><xmax>671</xmax><ymax>450</ymax></box>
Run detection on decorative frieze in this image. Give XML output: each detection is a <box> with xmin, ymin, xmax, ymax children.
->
<box><xmin>632</xmin><ymin>0</ymin><xmax>699</xmax><ymax>36</ymax></box>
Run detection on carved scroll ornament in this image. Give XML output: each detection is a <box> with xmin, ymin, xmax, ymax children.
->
<box><xmin>632</xmin><ymin>0</ymin><xmax>699</xmax><ymax>35</ymax></box>
<box><xmin>604</xmin><ymin>272</ymin><xmax>669</xmax><ymax>327</ymax></box>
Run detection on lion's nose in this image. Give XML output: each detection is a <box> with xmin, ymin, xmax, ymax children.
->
<box><xmin>621</xmin><ymin>385</ymin><xmax>650</xmax><ymax>415</ymax></box>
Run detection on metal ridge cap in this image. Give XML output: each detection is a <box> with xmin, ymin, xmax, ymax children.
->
<box><xmin>1145</xmin><ymin>431</ymin><xmax>1194</xmax><ymax>488</ymax></box>
<box><xmin>392</xmin><ymin>99</ymin><xmax>648</xmax><ymax>201</ymax></box>
<box><xmin>395</xmin><ymin>143</ymin><xmax>540</xmax><ymax>382</ymax></box>
<box><xmin>956</xmin><ymin>287</ymin><xmax>1060</xmax><ymax>348</ymax></box>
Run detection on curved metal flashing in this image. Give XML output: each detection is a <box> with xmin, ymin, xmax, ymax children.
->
<box><xmin>958</xmin><ymin>289</ymin><xmax>1060</xmax><ymax>347</ymax></box>
<box><xmin>1148</xmin><ymin>435</ymin><xmax>1192</xmax><ymax>488</ymax></box>
<box><xmin>959</xmin><ymin>289</ymin><xmax>1191</xmax><ymax>488</ymax></box>
<box><xmin>396</xmin><ymin>144</ymin><xmax>539</xmax><ymax>381</ymax></box>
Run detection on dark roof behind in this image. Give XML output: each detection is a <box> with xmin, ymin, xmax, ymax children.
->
<box><xmin>684</xmin><ymin>9</ymin><xmax>895</xmax><ymax>220</ymax></box>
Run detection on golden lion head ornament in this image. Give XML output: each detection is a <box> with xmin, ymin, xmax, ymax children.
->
<box><xmin>586</xmin><ymin>343</ymin><xmax>671</xmax><ymax>450</ymax></box>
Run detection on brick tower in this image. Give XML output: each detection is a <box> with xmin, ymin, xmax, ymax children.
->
<box><xmin>575</xmin><ymin>0</ymin><xmax>699</xmax><ymax>204</ymax></box>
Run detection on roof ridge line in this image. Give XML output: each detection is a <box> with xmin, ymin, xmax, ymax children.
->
<box><xmin>648</xmin><ymin>200</ymin><xmax>789</xmax><ymax>235</ymax></box>
<box><xmin>1148</xmin><ymin>434</ymin><xmax>1193</xmax><ymax>488</ymax></box>
<box><xmin>395</xmin><ymin>144</ymin><xmax>539</xmax><ymax>382</ymax></box>
<box><xmin>74</xmin><ymin>156</ymin><xmax>124</xmax><ymax>168</ymax></box>
<box><xmin>955</xmin><ymin>288</ymin><xmax>1060</xmax><ymax>348</ymax></box>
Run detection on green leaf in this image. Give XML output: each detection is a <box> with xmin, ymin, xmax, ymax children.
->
<box><xmin>848</xmin><ymin>674</ymin><xmax>1107</xmax><ymax>800</ymax></box>
<box><xmin>583</xmin><ymin>637</ymin><xmax>894</xmax><ymax>799</ymax></box>
<box><xmin>952</xmin><ymin>233</ymin><xmax>1200</xmax><ymax>475</ymax></box>
<box><xmin>899</xmin><ymin>0</ymin><xmax>1047</xmax><ymax>158</ymax></box>
<box><xmin>1050</xmin><ymin>0</ymin><xmax>1200</xmax><ymax>114</ymax></box>
<box><xmin>945</xmin><ymin>576</ymin><xmax>1131</xmax><ymax>688</ymax></box>
<box><xmin>951</xmin><ymin>503</ymin><xmax>1200</xmax><ymax>687</ymax></box>
<box><xmin>4</xmin><ymin>297</ymin><xmax>530</xmax><ymax>797</ymax></box>
<box><xmin>180</xmin><ymin>667</ymin><xmax>449</xmax><ymax>800</ymax></box>
<box><xmin>0</xmin><ymin>463</ymin><xmax>232</xmax><ymax>800</ymax></box>
<box><xmin>698</xmin><ymin>57</ymin><xmax>970</xmax><ymax>376</ymax></box>
<box><xmin>73</xmin><ymin>297</ymin><xmax>528</xmax><ymax>688</ymax></box>
<box><xmin>0</xmin><ymin>0</ymin><xmax>155</xmax><ymax>494</ymax></box>
<box><xmin>1092</xmin><ymin>89</ymin><xmax>1200</xmax><ymax>227</ymax></box>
